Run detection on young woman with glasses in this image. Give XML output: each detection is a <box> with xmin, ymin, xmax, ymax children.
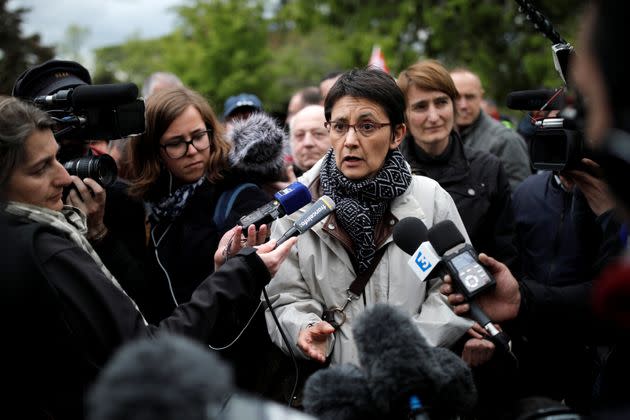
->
<box><xmin>128</xmin><ymin>87</ymin><xmax>274</xmax><ymax>391</ymax></box>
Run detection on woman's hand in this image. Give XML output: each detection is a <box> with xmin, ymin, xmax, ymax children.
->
<box><xmin>461</xmin><ymin>337</ymin><xmax>495</xmax><ymax>367</ymax></box>
<box><xmin>297</xmin><ymin>321</ymin><xmax>335</xmax><ymax>363</ymax></box>
<box><xmin>66</xmin><ymin>176</ymin><xmax>107</xmax><ymax>239</ymax></box>
<box><xmin>253</xmin><ymin>236</ymin><xmax>297</xmax><ymax>277</ymax></box>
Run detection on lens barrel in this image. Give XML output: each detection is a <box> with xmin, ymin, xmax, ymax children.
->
<box><xmin>63</xmin><ymin>154</ymin><xmax>118</xmax><ymax>187</ymax></box>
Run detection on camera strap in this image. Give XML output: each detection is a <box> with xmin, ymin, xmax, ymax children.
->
<box><xmin>322</xmin><ymin>245</ymin><xmax>388</xmax><ymax>330</ymax></box>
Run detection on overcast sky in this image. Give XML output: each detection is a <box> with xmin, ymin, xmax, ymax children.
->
<box><xmin>9</xmin><ymin>0</ymin><xmax>181</xmax><ymax>63</ymax></box>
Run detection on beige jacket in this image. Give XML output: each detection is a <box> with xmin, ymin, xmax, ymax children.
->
<box><xmin>264</xmin><ymin>159</ymin><xmax>474</xmax><ymax>365</ymax></box>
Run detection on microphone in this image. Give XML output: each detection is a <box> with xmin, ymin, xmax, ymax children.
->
<box><xmin>352</xmin><ymin>304</ymin><xmax>477</xmax><ymax>418</ymax></box>
<box><xmin>505</xmin><ymin>89</ymin><xmax>564</xmax><ymax>111</ymax></box>
<box><xmin>34</xmin><ymin>83</ymin><xmax>139</xmax><ymax>108</ymax></box>
<box><xmin>303</xmin><ymin>364</ymin><xmax>382</xmax><ymax>420</ymax></box>
<box><xmin>238</xmin><ymin>181</ymin><xmax>312</xmax><ymax>234</ymax></box>
<box><xmin>275</xmin><ymin>195</ymin><xmax>335</xmax><ymax>246</ymax></box>
<box><xmin>393</xmin><ymin>218</ymin><xmax>511</xmax><ymax>353</ymax></box>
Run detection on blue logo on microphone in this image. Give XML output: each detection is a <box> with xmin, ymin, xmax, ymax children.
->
<box><xmin>415</xmin><ymin>251</ymin><xmax>432</xmax><ymax>272</ymax></box>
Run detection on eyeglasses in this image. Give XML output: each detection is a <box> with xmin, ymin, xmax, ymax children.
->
<box><xmin>324</xmin><ymin>120</ymin><xmax>391</xmax><ymax>138</ymax></box>
<box><xmin>160</xmin><ymin>129</ymin><xmax>212</xmax><ymax>159</ymax></box>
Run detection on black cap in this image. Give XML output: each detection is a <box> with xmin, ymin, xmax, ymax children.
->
<box><xmin>12</xmin><ymin>59</ymin><xmax>92</xmax><ymax>99</ymax></box>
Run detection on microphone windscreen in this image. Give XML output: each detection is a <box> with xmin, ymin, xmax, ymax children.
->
<box><xmin>352</xmin><ymin>304</ymin><xmax>476</xmax><ymax>416</ymax></box>
<box><xmin>303</xmin><ymin>364</ymin><xmax>382</xmax><ymax>420</ymax></box>
<box><xmin>71</xmin><ymin>83</ymin><xmax>138</xmax><ymax>108</ymax></box>
<box><xmin>427</xmin><ymin>220</ymin><xmax>465</xmax><ymax>256</ymax></box>
<box><xmin>87</xmin><ymin>334</ymin><xmax>233</xmax><ymax>420</ymax></box>
<box><xmin>505</xmin><ymin>89</ymin><xmax>564</xmax><ymax>111</ymax></box>
<box><xmin>393</xmin><ymin>217</ymin><xmax>429</xmax><ymax>255</ymax></box>
<box><xmin>228</xmin><ymin>112</ymin><xmax>287</xmax><ymax>181</ymax></box>
<box><xmin>274</xmin><ymin>182</ymin><xmax>312</xmax><ymax>215</ymax></box>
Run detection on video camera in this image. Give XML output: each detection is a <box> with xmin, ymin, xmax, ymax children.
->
<box><xmin>12</xmin><ymin>59</ymin><xmax>146</xmax><ymax>187</ymax></box>
<box><xmin>507</xmin><ymin>0</ymin><xmax>587</xmax><ymax>173</ymax></box>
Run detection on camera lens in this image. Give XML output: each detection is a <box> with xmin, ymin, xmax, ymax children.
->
<box><xmin>63</xmin><ymin>154</ymin><xmax>118</xmax><ymax>187</ymax></box>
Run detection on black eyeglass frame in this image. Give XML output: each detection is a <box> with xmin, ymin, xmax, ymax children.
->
<box><xmin>160</xmin><ymin>128</ymin><xmax>213</xmax><ymax>159</ymax></box>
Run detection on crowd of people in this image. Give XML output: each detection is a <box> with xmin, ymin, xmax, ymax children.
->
<box><xmin>1</xmin><ymin>1</ymin><xmax>630</xmax><ymax>419</ymax></box>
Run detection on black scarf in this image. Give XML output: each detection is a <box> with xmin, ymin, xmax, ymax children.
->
<box><xmin>320</xmin><ymin>148</ymin><xmax>412</xmax><ymax>273</ymax></box>
<box><xmin>148</xmin><ymin>175</ymin><xmax>206</xmax><ymax>222</ymax></box>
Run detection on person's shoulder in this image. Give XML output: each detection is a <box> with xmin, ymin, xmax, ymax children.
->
<box><xmin>466</xmin><ymin>146</ymin><xmax>502</xmax><ymax>168</ymax></box>
<box><xmin>410</xmin><ymin>173</ymin><xmax>442</xmax><ymax>191</ymax></box>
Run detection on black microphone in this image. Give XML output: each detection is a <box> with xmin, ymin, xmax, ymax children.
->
<box><xmin>238</xmin><ymin>182</ymin><xmax>312</xmax><ymax>235</ymax></box>
<box><xmin>352</xmin><ymin>304</ymin><xmax>477</xmax><ymax>419</ymax></box>
<box><xmin>393</xmin><ymin>218</ymin><xmax>511</xmax><ymax>353</ymax></box>
<box><xmin>275</xmin><ymin>195</ymin><xmax>335</xmax><ymax>246</ymax></box>
<box><xmin>34</xmin><ymin>83</ymin><xmax>139</xmax><ymax>108</ymax></box>
<box><xmin>303</xmin><ymin>364</ymin><xmax>382</xmax><ymax>420</ymax></box>
<box><xmin>506</xmin><ymin>89</ymin><xmax>564</xmax><ymax>111</ymax></box>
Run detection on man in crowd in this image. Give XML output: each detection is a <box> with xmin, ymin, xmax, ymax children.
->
<box><xmin>288</xmin><ymin>104</ymin><xmax>331</xmax><ymax>178</ymax></box>
<box><xmin>286</xmin><ymin>86</ymin><xmax>322</xmax><ymax>125</ymax></box>
<box><xmin>450</xmin><ymin>68</ymin><xmax>531</xmax><ymax>189</ymax></box>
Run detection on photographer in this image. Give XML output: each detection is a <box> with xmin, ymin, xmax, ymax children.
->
<box><xmin>442</xmin><ymin>1</ymin><xmax>630</xmax><ymax>414</ymax></box>
<box><xmin>12</xmin><ymin>59</ymin><xmax>149</xmax><ymax>298</ymax></box>
<box><xmin>0</xmin><ymin>95</ymin><xmax>297</xmax><ymax>419</ymax></box>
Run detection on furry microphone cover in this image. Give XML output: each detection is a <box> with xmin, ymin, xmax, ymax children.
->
<box><xmin>228</xmin><ymin>112</ymin><xmax>287</xmax><ymax>182</ymax></box>
<box><xmin>303</xmin><ymin>363</ymin><xmax>382</xmax><ymax>420</ymax></box>
<box><xmin>352</xmin><ymin>304</ymin><xmax>477</xmax><ymax>418</ymax></box>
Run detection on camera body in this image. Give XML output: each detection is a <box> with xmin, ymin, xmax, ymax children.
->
<box><xmin>34</xmin><ymin>84</ymin><xmax>145</xmax><ymax>142</ymax></box>
<box><xmin>529</xmin><ymin>113</ymin><xmax>586</xmax><ymax>172</ymax></box>
<box><xmin>507</xmin><ymin>42</ymin><xmax>589</xmax><ymax>172</ymax></box>
<box><xmin>12</xmin><ymin>60</ymin><xmax>147</xmax><ymax>195</ymax></box>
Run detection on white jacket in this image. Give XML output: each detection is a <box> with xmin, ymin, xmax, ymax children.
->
<box><xmin>264</xmin><ymin>159</ymin><xmax>474</xmax><ymax>365</ymax></box>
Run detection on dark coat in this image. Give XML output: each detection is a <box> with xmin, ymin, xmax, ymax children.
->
<box><xmin>400</xmin><ymin>132</ymin><xmax>519</xmax><ymax>269</ymax></box>
<box><xmin>0</xmin><ymin>211</ymin><xmax>270</xmax><ymax>420</ymax></box>
<box><xmin>142</xmin><ymin>175</ymin><xmax>271</xmax><ymax>392</ymax></box>
<box><xmin>142</xmin><ymin>176</ymin><xmax>269</xmax><ymax>322</ymax></box>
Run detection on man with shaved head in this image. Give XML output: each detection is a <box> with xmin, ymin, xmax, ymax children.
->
<box><xmin>451</xmin><ymin>68</ymin><xmax>531</xmax><ymax>189</ymax></box>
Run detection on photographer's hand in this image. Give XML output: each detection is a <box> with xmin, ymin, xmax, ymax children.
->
<box><xmin>566</xmin><ymin>158</ymin><xmax>615</xmax><ymax>216</ymax></box>
<box><xmin>66</xmin><ymin>176</ymin><xmax>107</xmax><ymax>239</ymax></box>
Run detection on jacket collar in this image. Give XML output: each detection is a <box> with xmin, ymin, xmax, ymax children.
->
<box><xmin>401</xmin><ymin>131</ymin><xmax>470</xmax><ymax>185</ymax></box>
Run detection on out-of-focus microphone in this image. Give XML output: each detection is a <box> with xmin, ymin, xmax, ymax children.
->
<box><xmin>303</xmin><ymin>364</ymin><xmax>382</xmax><ymax>420</ymax></box>
<box><xmin>238</xmin><ymin>182</ymin><xmax>312</xmax><ymax>235</ymax></box>
<box><xmin>34</xmin><ymin>83</ymin><xmax>139</xmax><ymax>108</ymax></box>
<box><xmin>353</xmin><ymin>304</ymin><xmax>477</xmax><ymax>419</ymax></box>
<box><xmin>393</xmin><ymin>218</ymin><xmax>511</xmax><ymax>353</ymax></box>
<box><xmin>275</xmin><ymin>195</ymin><xmax>335</xmax><ymax>246</ymax></box>
<box><xmin>506</xmin><ymin>89</ymin><xmax>564</xmax><ymax>111</ymax></box>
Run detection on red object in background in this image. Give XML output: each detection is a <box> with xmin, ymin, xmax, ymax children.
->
<box><xmin>592</xmin><ymin>257</ymin><xmax>630</xmax><ymax>329</ymax></box>
<box><xmin>368</xmin><ymin>45</ymin><xmax>390</xmax><ymax>74</ymax></box>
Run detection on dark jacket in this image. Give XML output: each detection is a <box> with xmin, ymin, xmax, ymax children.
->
<box><xmin>142</xmin><ymin>174</ymin><xmax>270</xmax><ymax>392</ymax></box>
<box><xmin>459</xmin><ymin>110</ymin><xmax>531</xmax><ymax>189</ymax></box>
<box><xmin>400</xmin><ymin>132</ymin><xmax>518</xmax><ymax>269</ymax></box>
<box><xmin>0</xmin><ymin>211</ymin><xmax>270</xmax><ymax>420</ymax></box>
<box><xmin>512</xmin><ymin>172</ymin><xmax>602</xmax><ymax>287</ymax></box>
<box><xmin>142</xmin><ymin>176</ymin><xmax>269</xmax><ymax>322</ymax></box>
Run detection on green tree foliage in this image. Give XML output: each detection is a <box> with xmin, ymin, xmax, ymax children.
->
<box><xmin>92</xmin><ymin>0</ymin><xmax>586</xmax><ymax>115</ymax></box>
<box><xmin>58</xmin><ymin>24</ymin><xmax>91</xmax><ymax>63</ymax></box>
<box><xmin>0</xmin><ymin>0</ymin><xmax>54</xmax><ymax>94</ymax></box>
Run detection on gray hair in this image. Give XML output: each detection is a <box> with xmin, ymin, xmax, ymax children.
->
<box><xmin>0</xmin><ymin>96</ymin><xmax>54</xmax><ymax>189</ymax></box>
<box><xmin>141</xmin><ymin>72</ymin><xmax>184</xmax><ymax>98</ymax></box>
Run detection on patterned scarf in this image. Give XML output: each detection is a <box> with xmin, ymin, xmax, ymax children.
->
<box><xmin>320</xmin><ymin>149</ymin><xmax>412</xmax><ymax>273</ymax></box>
<box><xmin>3</xmin><ymin>201</ymin><xmax>147</xmax><ymax>325</ymax></box>
<box><xmin>149</xmin><ymin>175</ymin><xmax>206</xmax><ymax>222</ymax></box>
